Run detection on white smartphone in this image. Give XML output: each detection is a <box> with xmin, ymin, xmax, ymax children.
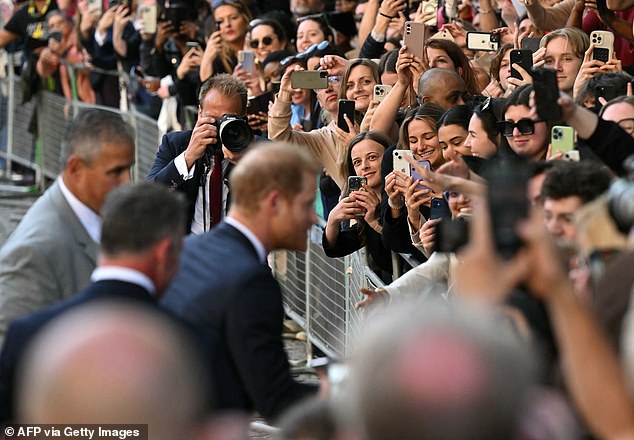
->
<box><xmin>590</xmin><ymin>30</ymin><xmax>614</xmax><ymax>63</ymax></box>
<box><xmin>373</xmin><ymin>84</ymin><xmax>392</xmax><ymax>102</ymax></box>
<box><xmin>238</xmin><ymin>50</ymin><xmax>255</xmax><ymax>73</ymax></box>
<box><xmin>393</xmin><ymin>149</ymin><xmax>414</xmax><ymax>176</ymax></box>
<box><xmin>466</xmin><ymin>32</ymin><xmax>500</xmax><ymax>51</ymax></box>
<box><xmin>420</xmin><ymin>0</ymin><xmax>438</xmax><ymax>26</ymax></box>
<box><xmin>88</xmin><ymin>0</ymin><xmax>102</xmax><ymax>14</ymax></box>
<box><xmin>138</xmin><ymin>4</ymin><xmax>157</xmax><ymax>34</ymax></box>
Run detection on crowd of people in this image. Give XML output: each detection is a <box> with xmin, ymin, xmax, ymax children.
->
<box><xmin>1</xmin><ymin>0</ymin><xmax>634</xmax><ymax>438</ymax></box>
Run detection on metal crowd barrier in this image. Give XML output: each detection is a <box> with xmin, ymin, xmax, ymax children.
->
<box><xmin>271</xmin><ymin>224</ymin><xmax>387</xmax><ymax>359</ymax></box>
<box><xmin>0</xmin><ymin>59</ymin><xmax>160</xmax><ymax>190</ymax></box>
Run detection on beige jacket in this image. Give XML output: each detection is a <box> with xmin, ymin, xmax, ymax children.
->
<box><xmin>268</xmin><ymin>96</ymin><xmax>348</xmax><ymax>189</ymax></box>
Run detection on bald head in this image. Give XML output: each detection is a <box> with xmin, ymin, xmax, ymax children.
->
<box><xmin>418</xmin><ymin>68</ymin><xmax>468</xmax><ymax>109</ymax></box>
<box><xmin>18</xmin><ymin>303</ymin><xmax>209</xmax><ymax>439</ymax></box>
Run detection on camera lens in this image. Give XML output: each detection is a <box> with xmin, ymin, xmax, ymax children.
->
<box><xmin>217</xmin><ymin>116</ymin><xmax>253</xmax><ymax>152</ymax></box>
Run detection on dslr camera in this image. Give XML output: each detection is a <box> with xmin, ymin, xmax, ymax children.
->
<box><xmin>213</xmin><ymin>114</ymin><xmax>253</xmax><ymax>153</ymax></box>
<box><xmin>609</xmin><ymin>155</ymin><xmax>634</xmax><ymax>234</ymax></box>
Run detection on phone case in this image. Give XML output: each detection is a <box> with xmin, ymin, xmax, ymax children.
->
<box><xmin>393</xmin><ymin>150</ymin><xmax>414</xmax><ymax>176</ymax></box>
<box><xmin>139</xmin><ymin>4</ymin><xmax>157</xmax><ymax>34</ymax></box>
<box><xmin>466</xmin><ymin>32</ymin><xmax>499</xmax><ymax>51</ymax></box>
<box><xmin>510</xmin><ymin>49</ymin><xmax>533</xmax><ymax>80</ymax></box>
<box><xmin>290</xmin><ymin>71</ymin><xmax>328</xmax><ymax>89</ymax></box>
<box><xmin>338</xmin><ymin>99</ymin><xmax>355</xmax><ymax>133</ymax></box>
<box><xmin>348</xmin><ymin>176</ymin><xmax>367</xmax><ymax>192</ymax></box>
<box><xmin>520</xmin><ymin>37</ymin><xmax>541</xmax><ymax>53</ymax></box>
<box><xmin>404</xmin><ymin>21</ymin><xmax>426</xmax><ymax>60</ymax></box>
<box><xmin>429</xmin><ymin>28</ymin><xmax>455</xmax><ymax>42</ymax></box>
<box><xmin>590</xmin><ymin>31</ymin><xmax>614</xmax><ymax>63</ymax></box>
<box><xmin>238</xmin><ymin>50</ymin><xmax>255</xmax><ymax>73</ymax></box>
<box><xmin>411</xmin><ymin>160</ymin><xmax>431</xmax><ymax>191</ymax></box>
<box><xmin>551</xmin><ymin>126</ymin><xmax>575</xmax><ymax>154</ymax></box>
<box><xmin>420</xmin><ymin>0</ymin><xmax>438</xmax><ymax>26</ymax></box>
<box><xmin>430</xmin><ymin>197</ymin><xmax>451</xmax><ymax>220</ymax></box>
<box><xmin>533</xmin><ymin>67</ymin><xmax>562</xmax><ymax>121</ymax></box>
<box><xmin>88</xmin><ymin>0</ymin><xmax>103</xmax><ymax>14</ymax></box>
<box><xmin>373</xmin><ymin>84</ymin><xmax>392</xmax><ymax>102</ymax></box>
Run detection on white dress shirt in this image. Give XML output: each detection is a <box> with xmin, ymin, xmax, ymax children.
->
<box><xmin>58</xmin><ymin>176</ymin><xmax>101</xmax><ymax>243</ymax></box>
<box><xmin>91</xmin><ymin>266</ymin><xmax>156</xmax><ymax>296</ymax></box>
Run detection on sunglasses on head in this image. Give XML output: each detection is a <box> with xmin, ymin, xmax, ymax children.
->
<box><xmin>249</xmin><ymin>36</ymin><xmax>274</xmax><ymax>48</ymax></box>
<box><xmin>497</xmin><ymin>118</ymin><xmax>544</xmax><ymax>137</ymax></box>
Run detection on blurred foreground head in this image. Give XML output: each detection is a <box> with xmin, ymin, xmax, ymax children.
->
<box><xmin>347</xmin><ymin>302</ymin><xmax>536</xmax><ymax>440</ymax></box>
<box><xmin>17</xmin><ymin>302</ymin><xmax>210</xmax><ymax>440</ymax></box>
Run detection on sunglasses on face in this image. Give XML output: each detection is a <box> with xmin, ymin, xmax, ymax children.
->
<box><xmin>249</xmin><ymin>36</ymin><xmax>274</xmax><ymax>48</ymax></box>
<box><xmin>497</xmin><ymin>118</ymin><xmax>544</xmax><ymax>137</ymax></box>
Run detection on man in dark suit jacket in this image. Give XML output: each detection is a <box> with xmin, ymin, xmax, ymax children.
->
<box><xmin>148</xmin><ymin>73</ymin><xmax>250</xmax><ymax>234</ymax></box>
<box><xmin>161</xmin><ymin>142</ymin><xmax>321</xmax><ymax>421</ymax></box>
<box><xmin>0</xmin><ymin>182</ymin><xmax>188</xmax><ymax>422</ymax></box>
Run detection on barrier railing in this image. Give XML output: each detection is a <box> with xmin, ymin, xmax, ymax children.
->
<box><xmin>0</xmin><ymin>58</ymin><xmax>424</xmax><ymax>360</ymax></box>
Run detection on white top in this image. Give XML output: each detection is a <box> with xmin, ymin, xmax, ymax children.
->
<box><xmin>91</xmin><ymin>266</ymin><xmax>156</xmax><ymax>296</ymax></box>
<box><xmin>175</xmin><ymin>151</ymin><xmax>228</xmax><ymax>235</ymax></box>
<box><xmin>58</xmin><ymin>176</ymin><xmax>101</xmax><ymax>244</ymax></box>
<box><xmin>225</xmin><ymin>216</ymin><xmax>267</xmax><ymax>264</ymax></box>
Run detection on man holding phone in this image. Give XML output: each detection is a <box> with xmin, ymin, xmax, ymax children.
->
<box><xmin>148</xmin><ymin>74</ymin><xmax>253</xmax><ymax>234</ymax></box>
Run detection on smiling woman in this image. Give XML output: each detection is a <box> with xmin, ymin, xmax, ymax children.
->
<box><xmin>323</xmin><ymin>131</ymin><xmax>394</xmax><ymax>280</ymax></box>
<box><xmin>338</xmin><ymin>58</ymin><xmax>379</xmax><ymax>114</ymax></box>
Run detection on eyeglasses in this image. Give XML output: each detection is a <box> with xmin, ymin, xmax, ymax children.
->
<box><xmin>249</xmin><ymin>36</ymin><xmax>275</xmax><ymax>48</ymax></box>
<box><xmin>617</xmin><ymin>118</ymin><xmax>634</xmax><ymax>135</ymax></box>
<box><xmin>497</xmin><ymin>118</ymin><xmax>544</xmax><ymax>137</ymax></box>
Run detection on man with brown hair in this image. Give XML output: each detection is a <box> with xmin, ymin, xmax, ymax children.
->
<box><xmin>161</xmin><ymin>141</ymin><xmax>320</xmax><ymax>421</ymax></box>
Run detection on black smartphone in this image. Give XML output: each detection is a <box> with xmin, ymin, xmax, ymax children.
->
<box><xmin>484</xmin><ymin>159</ymin><xmax>530</xmax><ymax>259</ymax></box>
<box><xmin>430</xmin><ymin>197</ymin><xmax>451</xmax><ymax>220</ymax></box>
<box><xmin>337</xmin><ymin>99</ymin><xmax>355</xmax><ymax>133</ymax></box>
<box><xmin>247</xmin><ymin>92</ymin><xmax>272</xmax><ymax>115</ymax></box>
<box><xmin>270</xmin><ymin>80</ymin><xmax>281</xmax><ymax>95</ymax></box>
<box><xmin>435</xmin><ymin>218</ymin><xmax>469</xmax><ymax>253</ymax></box>
<box><xmin>594</xmin><ymin>85</ymin><xmax>618</xmax><ymax>109</ymax></box>
<box><xmin>520</xmin><ymin>37</ymin><xmax>541</xmax><ymax>53</ymax></box>
<box><xmin>532</xmin><ymin>67</ymin><xmax>562</xmax><ymax>122</ymax></box>
<box><xmin>510</xmin><ymin>49</ymin><xmax>533</xmax><ymax>80</ymax></box>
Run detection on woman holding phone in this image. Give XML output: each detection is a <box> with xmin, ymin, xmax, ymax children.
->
<box><xmin>200</xmin><ymin>0</ymin><xmax>251</xmax><ymax>81</ymax></box>
<box><xmin>323</xmin><ymin>131</ymin><xmax>393</xmax><ymax>279</ymax></box>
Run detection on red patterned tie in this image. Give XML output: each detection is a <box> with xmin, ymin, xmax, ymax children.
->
<box><xmin>209</xmin><ymin>155</ymin><xmax>222</xmax><ymax>228</ymax></box>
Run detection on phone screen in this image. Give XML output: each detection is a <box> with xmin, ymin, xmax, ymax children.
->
<box><xmin>410</xmin><ymin>160</ymin><xmax>431</xmax><ymax>190</ymax></box>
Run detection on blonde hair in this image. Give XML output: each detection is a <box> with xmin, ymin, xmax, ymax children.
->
<box><xmin>539</xmin><ymin>27</ymin><xmax>589</xmax><ymax>59</ymax></box>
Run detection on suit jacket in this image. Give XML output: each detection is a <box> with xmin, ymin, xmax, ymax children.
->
<box><xmin>0</xmin><ymin>279</ymin><xmax>155</xmax><ymax>422</ymax></box>
<box><xmin>0</xmin><ymin>180</ymin><xmax>97</xmax><ymax>345</ymax></box>
<box><xmin>160</xmin><ymin>221</ymin><xmax>317</xmax><ymax>420</ymax></box>
<box><xmin>148</xmin><ymin>131</ymin><xmax>235</xmax><ymax>232</ymax></box>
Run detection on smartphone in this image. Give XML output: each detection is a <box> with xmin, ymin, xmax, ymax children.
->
<box><xmin>594</xmin><ymin>84</ymin><xmax>618</xmax><ymax>108</ymax></box>
<box><xmin>337</xmin><ymin>99</ymin><xmax>355</xmax><ymax>133</ymax></box>
<box><xmin>436</xmin><ymin>218</ymin><xmax>469</xmax><ymax>253</ymax></box>
<box><xmin>429</xmin><ymin>28</ymin><xmax>455</xmax><ymax>42</ymax></box>
<box><xmin>108</xmin><ymin>0</ymin><xmax>129</xmax><ymax>8</ymax></box>
<box><xmin>88</xmin><ymin>0</ymin><xmax>102</xmax><ymax>14</ymax></box>
<box><xmin>532</xmin><ymin>67</ymin><xmax>562</xmax><ymax>122</ymax></box>
<box><xmin>590</xmin><ymin>30</ymin><xmax>614</xmax><ymax>63</ymax></box>
<box><xmin>551</xmin><ymin>125</ymin><xmax>575</xmax><ymax>154</ymax></box>
<box><xmin>430</xmin><ymin>197</ymin><xmax>451</xmax><ymax>220</ymax></box>
<box><xmin>271</xmin><ymin>80</ymin><xmax>281</xmax><ymax>95</ymax></box>
<box><xmin>410</xmin><ymin>159</ymin><xmax>430</xmax><ymax>190</ymax></box>
<box><xmin>291</xmin><ymin>70</ymin><xmax>328</xmax><ymax>89</ymax></box>
<box><xmin>510</xmin><ymin>49</ymin><xmax>532</xmax><ymax>80</ymax></box>
<box><xmin>485</xmin><ymin>159</ymin><xmax>530</xmax><ymax>259</ymax></box>
<box><xmin>247</xmin><ymin>92</ymin><xmax>272</xmax><ymax>115</ymax></box>
<box><xmin>466</xmin><ymin>32</ymin><xmax>500</xmax><ymax>51</ymax></box>
<box><xmin>420</xmin><ymin>0</ymin><xmax>437</xmax><ymax>26</ymax></box>
<box><xmin>139</xmin><ymin>4</ymin><xmax>157</xmax><ymax>34</ymax></box>
<box><xmin>185</xmin><ymin>41</ymin><xmax>200</xmax><ymax>51</ymax></box>
<box><xmin>520</xmin><ymin>37</ymin><xmax>541</xmax><ymax>53</ymax></box>
<box><xmin>373</xmin><ymin>84</ymin><xmax>392</xmax><ymax>102</ymax></box>
<box><xmin>393</xmin><ymin>149</ymin><xmax>414</xmax><ymax>176</ymax></box>
<box><xmin>348</xmin><ymin>176</ymin><xmax>368</xmax><ymax>193</ymax></box>
<box><xmin>403</xmin><ymin>21</ymin><xmax>426</xmax><ymax>60</ymax></box>
<box><xmin>238</xmin><ymin>50</ymin><xmax>255</xmax><ymax>74</ymax></box>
